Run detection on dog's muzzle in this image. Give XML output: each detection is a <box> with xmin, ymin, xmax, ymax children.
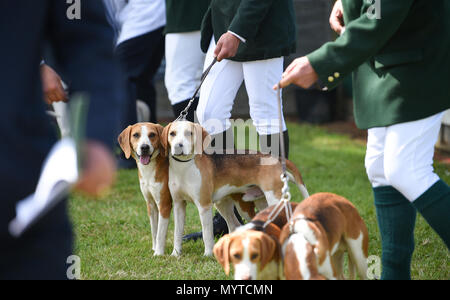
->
<box><xmin>139</xmin><ymin>144</ymin><xmax>152</xmax><ymax>165</ymax></box>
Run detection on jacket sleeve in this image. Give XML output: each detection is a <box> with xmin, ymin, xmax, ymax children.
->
<box><xmin>307</xmin><ymin>0</ymin><xmax>414</xmax><ymax>90</ymax></box>
<box><xmin>200</xmin><ymin>6</ymin><xmax>213</xmax><ymax>53</ymax></box>
<box><xmin>228</xmin><ymin>0</ymin><xmax>275</xmax><ymax>41</ymax></box>
<box><xmin>46</xmin><ymin>0</ymin><xmax>126</xmax><ymax>150</ymax></box>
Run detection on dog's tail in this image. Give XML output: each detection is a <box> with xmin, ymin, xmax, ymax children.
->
<box><xmin>285</xmin><ymin>160</ymin><xmax>309</xmax><ymax>200</ymax></box>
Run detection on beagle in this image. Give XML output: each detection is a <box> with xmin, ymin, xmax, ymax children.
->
<box><xmin>214</xmin><ymin>203</ymin><xmax>299</xmax><ymax>280</ymax></box>
<box><xmin>280</xmin><ymin>193</ymin><xmax>369</xmax><ymax>280</ymax></box>
<box><xmin>118</xmin><ymin>123</ymin><xmax>172</xmax><ymax>256</ymax></box>
<box><xmin>161</xmin><ymin>121</ymin><xmax>309</xmax><ymax>256</ymax></box>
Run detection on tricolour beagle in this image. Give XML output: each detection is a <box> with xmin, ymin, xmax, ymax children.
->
<box><xmin>214</xmin><ymin>203</ymin><xmax>299</xmax><ymax>280</ymax></box>
<box><xmin>118</xmin><ymin>123</ymin><xmax>171</xmax><ymax>256</ymax></box>
<box><xmin>161</xmin><ymin>121</ymin><xmax>309</xmax><ymax>256</ymax></box>
<box><xmin>279</xmin><ymin>193</ymin><xmax>369</xmax><ymax>280</ymax></box>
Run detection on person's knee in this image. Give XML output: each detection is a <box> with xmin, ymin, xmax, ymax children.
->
<box><xmin>365</xmin><ymin>154</ymin><xmax>387</xmax><ymax>187</ymax></box>
<box><xmin>365</xmin><ymin>156</ymin><xmax>377</xmax><ymax>184</ymax></box>
<box><xmin>383</xmin><ymin>159</ymin><xmax>409</xmax><ymax>196</ymax></box>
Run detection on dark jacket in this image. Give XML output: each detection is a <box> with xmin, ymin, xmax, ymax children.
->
<box><xmin>165</xmin><ymin>0</ymin><xmax>211</xmax><ymax>34</ymax></box>
<box><xmin>201</xmin><ymin>0</ymin><xmax>297</xmax><ymax>62</ymax></box>
<box><xmin>0</xmin><ymin>0</ymin><xmax>125</xmax><ymax>278</ymax></box>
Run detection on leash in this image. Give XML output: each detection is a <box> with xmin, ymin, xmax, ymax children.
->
<box><xmin>175</xmin><ymin>57</ymin><xmax>218</xmax><ymax>121</ymax></box>
<box><xmin>263</xmin><ymin>83</ymin><xmax>293</xmax><ymax>228</ymax></box>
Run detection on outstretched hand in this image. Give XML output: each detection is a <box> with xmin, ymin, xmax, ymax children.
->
<box><xmin>75</xmin><ymin>141</ymin><xmax>116</xmax><ymax>198</ymax></box>
<box><xmin>275</xmin><ymin>56</ymin><xmax>318</xmax><ymax>90</ymax></box>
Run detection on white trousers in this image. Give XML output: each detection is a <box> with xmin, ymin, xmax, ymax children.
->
<box><xmin>165</xmin><ymin>31</ymin><xmax>205</xmax><ymax>105</ymax></box>
<box><xmin>197</xmin><ymin>39</ymin><xmax>287</xmax><ymax>136</ymax></box>
<box><xmin>365</xmin><ymin>112</ymin><xmax>445</xmax><ymax>202</ymax></box>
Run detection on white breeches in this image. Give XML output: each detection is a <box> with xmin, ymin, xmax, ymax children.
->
<box><xmin>197</xmin><ymin>39</ymin><xmax>287</xmax><ymax>136</ymax></box>
<box><xmin>165</xmin><ymin>31</ymin><xmax>205</xmax><ymax>105</ymax></box>
<box><xmin>365</xmin><ymin>112</ymin><xmax>445</xmax><ymax>202</ymax></box>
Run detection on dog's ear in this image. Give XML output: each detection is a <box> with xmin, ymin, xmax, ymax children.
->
<box><xmin>118</xmin><ymin>125</ymin><xmax>132</xmax><ymax>159</ymax></box>
<box><xmin>214</xmin><ymin>234</ymin><xmax>232</xmax><ymax>276</ymax></box>
<box><xmin>259</xmin><ymin>232</ymin><xmax>277</xmax><ymax>272</ymax></box>
<box><xmin>279</xmin><ymin>224</ymin><xmax>291</xmax><ymax>247</ymax></box>
<box><xmin>160</xmin><ymin>123</ymin><xmax>172</xmax><ymax>157</ymax></box>
<box><xmin>264</xmin><ymin>223</ymin><xmax>281</xmax><ymax>241</ymax></box>
<box><xmin>155</xmin><ymin>124</ymin><xmax>165</xmax><ymax>154</ymax></box>
<box><xmin>194</xmin><ymin>123</ymin><xmax>211</xmax><ymax>154</ymax></box>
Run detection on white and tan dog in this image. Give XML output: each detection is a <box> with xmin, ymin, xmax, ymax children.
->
<box><xmin>280</xmin><ymin>193</ymin><xmax>369</xmax><ymax>280</ymax></box>
<box><xmin>161</xmin><ymin>121</ymin><xmax>309</xmax><ymax>256</ymax></box>
<box><xmin>118</xmin><ymin>123</ymin><xmax>172</xmax><ymax>256</ymax></box>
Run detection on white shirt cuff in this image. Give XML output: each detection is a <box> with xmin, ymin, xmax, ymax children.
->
<box><xmin>227</xmin><ymin>30</ymin><xmax>246</xmax><ymax>43</ymax></box>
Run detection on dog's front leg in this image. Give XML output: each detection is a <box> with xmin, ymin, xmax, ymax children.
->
<box><xmin>154</xmin><ymin>213</ymin><xmax>169</xmax><ymax>256</ymax></box>
<box><xmin>197</xmin><ymin>204</ymin><xmax>214</xmax><ymax>256</ymax></box>
<box><xmin>145</xmin><ymin>198</ymin><xmax>159</xmax><ymax>252</ymax></box>
<box><xmin>171</xmin><ymin>199</ymin><xmax>186</xmax><ymax>257</ymax></box>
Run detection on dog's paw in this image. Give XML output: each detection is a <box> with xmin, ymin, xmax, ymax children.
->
<box><xmin>203</xmin><ymin>251</ymin><xmax>213</xmax><ymax>257</ymax></box>
<box><xmin>153</xmin><ymin>250</ymin><xmax>164</xmax><ymax>257</ymax></box>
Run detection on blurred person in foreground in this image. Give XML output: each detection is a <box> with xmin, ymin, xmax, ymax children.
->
<box><xmin>0</xmin><ymin>0</ymin><xmax>125</xmax><ymax>279</ymax></box>
<box><xmin>279</xmin><ymin>0</ymin><xmax>450</xmax><ymax>280</ymax></box>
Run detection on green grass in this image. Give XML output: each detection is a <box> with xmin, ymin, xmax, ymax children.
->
<box><xmin>70</xmin><ymin>122</ymin><xmax>450</xmax><ymax>280</ymax></box>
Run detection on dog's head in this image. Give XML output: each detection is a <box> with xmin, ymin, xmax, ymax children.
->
<box><xmin>161</xmin><ymin>121</ymin><xmax>211</xmax><ymax>159</ymax></box>
<box><xmin>118</xmin><ymin>123</ymin><xmax>164</xmax><ymax>165</ymax></box>
<box><xmin>214</xmin><ymin>230</ymin><xmax>278</xmax><ymax>280</ymax></box>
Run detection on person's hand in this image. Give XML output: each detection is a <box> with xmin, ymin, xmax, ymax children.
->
<box><xmin>275</xmin><ymin>56</ymin><xmax>319</xmax><ymax>89</ymax></box>
<box><xmin>330</xmin><ymin>0</ymin><xmax>345</xmax><ymax>35</ymax></box>
<box><xmin>75</xmin><ymin>141</ymin><xmax>116</xmax><ymax>197</ymax></box>
<box><xmin>40</xmin><ymin>64</ymin><xmax>68</xmax><ymax>105</ymax></box>
<box><xmin>214</xmin><ymin>32</ymin><xmax>241</xmax><ymax>61</ymax></box>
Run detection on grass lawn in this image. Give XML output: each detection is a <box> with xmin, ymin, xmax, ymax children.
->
<box><xmin>70</xmin><ymin>122</ymin><xmax>450</xmax><ymax>280</ymax></box>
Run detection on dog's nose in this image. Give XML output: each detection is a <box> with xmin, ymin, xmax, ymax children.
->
<box><xmin>177</xmin><ymin>143</ymin><xmax>183</xmax><ymax>148</ymax></box>
<box><xmin>141</xmin><ymin>144</ymin><xmax>150</xmax><ymax>152</ymax></box>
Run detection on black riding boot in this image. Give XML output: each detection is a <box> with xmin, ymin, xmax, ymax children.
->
<box><xmin>171</xmin><ymin>97</ymin><xmax>199</xmax><ymax>122</ymax></box>
<box><xmin>259</xmin><ymin>130</ymin><xmax>289</xmax><ymax>159</ymax></box>
<box><xmin>182</xmin><ymin>128</ymin><xmax>244</xmax><ymax>242</ymax></box>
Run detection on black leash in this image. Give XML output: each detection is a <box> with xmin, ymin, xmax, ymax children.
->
<box><xmin>175</xmin><ymin>57</ymin><xmax>218</xmax><ymax>121</ymax></box>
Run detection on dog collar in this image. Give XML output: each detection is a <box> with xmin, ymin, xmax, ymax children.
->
<box><xmin>171</xmin><ymin>155</ymin><xmax>194</xmax><ymax>163</ymax></box>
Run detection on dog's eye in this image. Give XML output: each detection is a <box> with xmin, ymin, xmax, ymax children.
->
<box><xmin>133</xmin><ymin>133</ymin><xmax>140</xmax><ymax>138</ymax></box>
<box><xmin>251</xmin><ymin>253</ymin><xmax>259</xmax><ymax>260</ymax></box>
<box><xmin>149</xmin><ymin>132</ymin><xmax>156</xmax><ymax>138</ymax></box>
<box><xmin>185</xmin><ymin>131</ymin><xmax>193</xmax><ymax>136</ymax></box>
<box><xmin>170</xmin><ymin>131</ymin><xmax>176</xmax><ymax>137</ymax></box>
<box><xmin>233</xmin><ymin>253</ymin><xmax>241</xmax><ymax>260</ymax></box>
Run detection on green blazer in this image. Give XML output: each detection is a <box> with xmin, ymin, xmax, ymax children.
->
<box><xmin>201</xmin><ymin>0</ymin><xmax>297</xmax><ymax>62</ymax></box>
<box><xmin>307</xmin><ymin>0</ymin><xmax>450</xmax><ymax>129</ymax></box>
<box><xmin>165</xmin><ymin>0</ymin><xmax>211</xmax><ymax>34</ymax></box>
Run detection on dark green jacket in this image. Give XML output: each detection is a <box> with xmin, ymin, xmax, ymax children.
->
<box><xmin>165</xmin><ymin>0</ymin><xmax>211</xmax><ymax>34</ymax></box>
<box><xmin>307</xmin><ymin>0</ymin><xmax>450</xmax><ymax>129</ymax></box>
<box><xmin>201</xmin><ymin>0</ymin><xmax>296</xmax><ymax>62</ymax></box>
